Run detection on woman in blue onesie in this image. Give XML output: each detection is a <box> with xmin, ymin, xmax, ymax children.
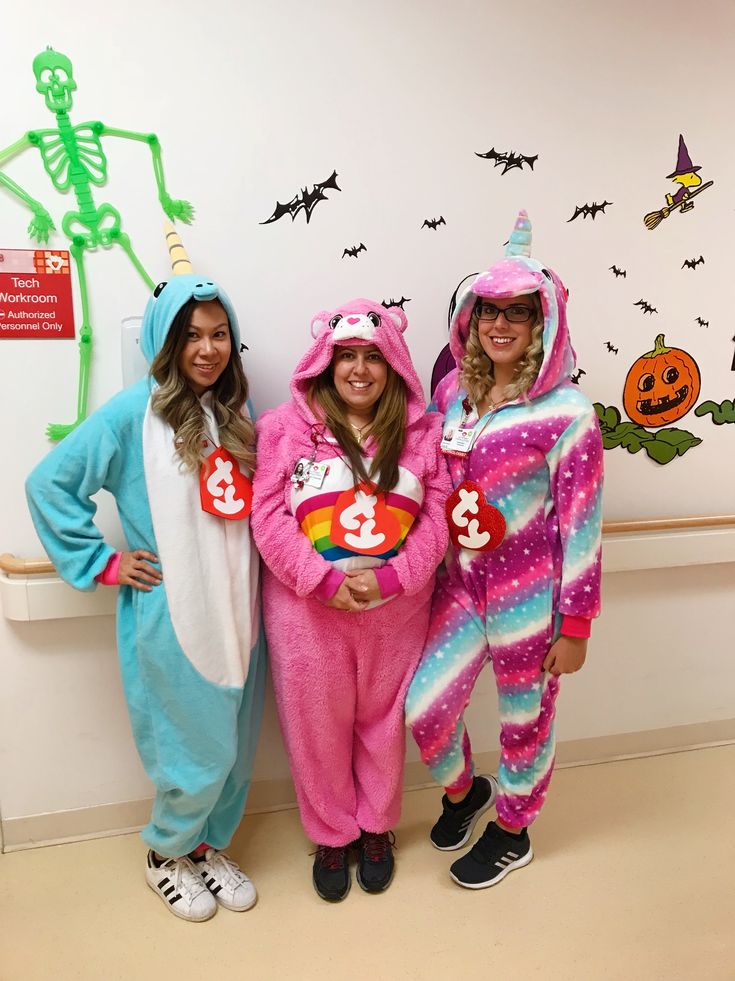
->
<box><xmin>26</xmin><ymin>244</ymin><xmax>266</xmax><ymax>923</ymax></box>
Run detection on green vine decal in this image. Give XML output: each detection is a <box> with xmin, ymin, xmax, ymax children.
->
<box><xmin>594</xmin><ymin>404</ymin><xmax>702</xmax><ymax>465</ymax></box>
<box><xmin>694</xmin><ymin>399</ymin><xmax>735</xmax><ymax>425</ymax></box>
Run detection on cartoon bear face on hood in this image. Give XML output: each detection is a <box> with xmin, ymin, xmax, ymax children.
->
<box><xmin>450</xmin><ymin>211</ymin><xmax>577</xmax><ymax>401</ymax></box>
<box><xmin>290</xmin><ymin>298</ymin><xmax>426</xmax><ymax>427</ymax></box>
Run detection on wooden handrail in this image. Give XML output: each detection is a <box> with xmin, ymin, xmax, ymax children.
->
<box><xmin>0</xmin><ymin>553</ymin><xmax>55</xmax><ymax>575</ymax></box>
<box><xmin>602</xmin><ymin>515</ymin><xmax>735</xmax><ymax>534</ymax></box>
<box><xmin>3</xmin><ymin>515</ymin><xmax>734</xmax><ymax>578</ymax></box>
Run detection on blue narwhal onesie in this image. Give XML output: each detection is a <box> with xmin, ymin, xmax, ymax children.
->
<box><xmin>26</xmin><ymin>276</ymin><xmax>266</xmax><ymax>857</ymax></box>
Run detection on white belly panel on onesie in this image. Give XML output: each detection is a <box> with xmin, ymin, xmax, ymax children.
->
<box><xmin>143</xmin><ymin>396</ymin><xmax>258</xmax><ymax>689</ymax></box>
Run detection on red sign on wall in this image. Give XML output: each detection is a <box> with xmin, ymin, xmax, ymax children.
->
<box><xmin>0</xmin><ymin>249</ymin><xmax>75</xmax><ymax>339</ymax></box>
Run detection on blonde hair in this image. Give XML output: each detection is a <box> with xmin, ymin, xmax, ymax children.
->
<box><xmin>460</xmin><ymin>292</ymin><xmax>544</xmax><ymax>405</ymax></box>
<box><xmin>308</xmin><ymin>361</ymin><xmax>407</xmax><ymax>494</ymax></box>
<box><xmin>149</xmin><ymin>298</ymin><xmax>256</xmax><ymax>474</ymax></box>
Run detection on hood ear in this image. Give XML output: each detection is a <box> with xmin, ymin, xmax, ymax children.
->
<box><xmin>384</xmin><ymin>307</ymin><xmax>408</xmax><ymax>333</ymax></box>
<box><xmin>310</xmin><ymin>311</ymin><xmax>332</xmax><ymax>338</ymax></box>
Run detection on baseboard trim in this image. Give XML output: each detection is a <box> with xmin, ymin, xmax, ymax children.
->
<box><xmin>3</xmin><ymin>718</ymin><xmax>734</xmax><ymax>852</ymax></box>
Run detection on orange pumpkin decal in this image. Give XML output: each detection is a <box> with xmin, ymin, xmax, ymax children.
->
<box><xmin>623</xmin><ymin>333</ymin><xmax>701</xmax><ymax>428</ymax></box>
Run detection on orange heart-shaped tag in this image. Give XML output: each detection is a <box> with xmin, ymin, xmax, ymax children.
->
<box><xmin>200</xmin><ymin>446</ymin><xmax>253</xmax><ymax>520</ymax></box>
<box><xmin>330</xmin><ymin>481</ymin><xmax>402</xmax><ymax>555</ymax></box>
<box><xmin>445</xmin><ymin>480</ymin><xmax>505</xmax><ymax>551</ymax></box>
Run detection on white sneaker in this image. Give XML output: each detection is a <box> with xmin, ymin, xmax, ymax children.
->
<box><xmin>145</xmin><ymin>851</ymin><xmax>217</xmax><ymax>922</ymax></box>
<box><xmin>197</xmin><ymin>848</ymin><xmax>257</xmax><ymax>911</ymax></box>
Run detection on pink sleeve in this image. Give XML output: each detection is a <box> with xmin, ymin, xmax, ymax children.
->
<box><xmin>312</xmin><ymin>568</ymin><xmax>345</xmax><ymax>603</ymax></box>
<box><xmin>94</xmin><ymin>551</ymin><xmax>122</xmax><ymax>586</ymax></box>
<box><xmin>250</xmin><ymin>410</ymin><xmax>343</xmax><ymax>599</ymax></box>
<box><xmin>381</xmin><ymin>414</ymin><xmax>451</xmax><ymax>597</ymax></box>
<box><xmin>560</xmin><ymin>615</ymin><xmax>591</xmax><ymax>639</ymax></box>
<box><xmin>374</xmin><ymin>565</ymin><xmax>403</xmax><ymax>599</ymax></box>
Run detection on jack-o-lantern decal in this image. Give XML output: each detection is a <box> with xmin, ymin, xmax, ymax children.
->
<box><xmin>623</xmin><ymin>333</ymin><xmax>701</xmax><ymax>428</ymax></box>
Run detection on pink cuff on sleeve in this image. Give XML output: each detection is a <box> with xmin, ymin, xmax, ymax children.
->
<box><xmin>312</xmin><ymin>568</ymin><xmax>345</xmax><ymax>603</ymax></box>
<box><xmin>95</xmin><ymin>551</ymin><xmax>122</xmax><ymax>586</ymax></box>
<box><xmin>560</xmin><ymin>614</ymin><xmax>591</xmax><ymax>639</ymax></box>
<box><xmin>374</xmin><ymin>565</ymin><xmax>404</xmax><ymax>600</ymax></box>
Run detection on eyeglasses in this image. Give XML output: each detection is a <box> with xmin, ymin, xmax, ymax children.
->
<box><xmin>475</xmin><ymin>301</ymin><xmax>535</xmax><ymax>324</ymax></box>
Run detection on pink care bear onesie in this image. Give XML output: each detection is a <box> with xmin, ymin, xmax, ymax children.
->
<box><xmin>251</xmin><ymin>299</ymin><xmax>451</xmax><ymax>846</ymax></box>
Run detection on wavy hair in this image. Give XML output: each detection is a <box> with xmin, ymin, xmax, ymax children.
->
<box><xmin>460</xmin><ymin>292</ymin><xmax>544</xmax><ymax>405</ymax></box>
<box><xmin>149</xmin><ymin>297</ymin><xmax>255</xmax><ymax>474</ymax></box>
<box><xmin>308</xmin><ymin>358</ymin><xmax>407</xmax><ymax>494</ymax></box>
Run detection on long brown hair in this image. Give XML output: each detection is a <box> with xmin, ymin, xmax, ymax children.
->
<box><xmin>308</xmin><ymin>357</ymin><xmax>407</xmax><ymax>494</ymax></box>
<box><xmin>150</xmin><ymin>297</ymin><xmax>255</xmax><ymax>473</ymax></box>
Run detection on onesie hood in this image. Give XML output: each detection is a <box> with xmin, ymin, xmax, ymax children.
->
<box><xmin>290</xmin><ymin>298</ymin><xmax>426</xmax><ymax>427</ymax></box>
<box><xmin>449</xmin><ymin>210</ymin><xmax>576</xmax><ymax>400</ymax></box>
<box><xmin>140</xmin><ymin>274</ymin><xmax>241</xmax><ymax>364</ymax></box>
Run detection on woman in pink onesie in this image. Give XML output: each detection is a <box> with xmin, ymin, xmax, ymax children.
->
<box><xmin>251</xmin><ymin>298</ymin><xmax>450</xmax><ymax>902</ymax></box>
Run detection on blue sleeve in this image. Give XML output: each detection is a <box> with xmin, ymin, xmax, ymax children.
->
<box><xmin>25</xmin><ymin>411</ymin><xmax>123</xmax><ymax>592</ymax></box>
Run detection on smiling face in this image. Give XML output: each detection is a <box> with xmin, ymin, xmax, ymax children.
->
<box><xmin>475</xmin><ymin>295</ymin><xmax>538</xmax><ymax>369</ymax></box>
<box><xmin>177</xmin><ymin>299</ymin><xmax>232</xmax><ymax>397</ymax></box>
<box><xmin>332</xmin><ymin>344</ymin><xmax>388</xmax><ymax>420</ymax></box>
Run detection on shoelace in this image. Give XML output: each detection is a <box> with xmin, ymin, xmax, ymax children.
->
<box><xmin>161</xmin><ymin>856</ymin><xmax>208</xmax><ymax>901</ymax></box>
<box><xmin>312</xmin><ymin>845</ymin><xmax>347</xmax><ymax>870</ymax></box>
<box><xmin>204</xmin><ymin>850</ymin><xmax>249</xmax><ymax>889</ymax></box>
<box><xmin>361</xmin><ymin>831</ymin><xmax>396</xmax><ymax>862</ymax></box>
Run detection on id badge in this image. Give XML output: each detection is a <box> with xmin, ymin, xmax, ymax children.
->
<box><xmin>440</xmin><ymin>426</ymin><xmax>476</xmax><ymax>457</ymax></box>
<box><xmin>291</xmin><ymin>458</ymin><xmax>329</xmax><ymax>489</ymax></box>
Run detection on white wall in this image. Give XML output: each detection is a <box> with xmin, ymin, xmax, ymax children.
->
<box><xmin>1</xmin><ymin>0</ymin><xmax>734</xmax><ymax>831</ymax></box>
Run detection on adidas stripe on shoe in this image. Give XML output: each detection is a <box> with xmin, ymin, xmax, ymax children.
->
<box><xmin>145</xmin><ymin>851</ymin><xmax>217</xmax><ymax>921</ymax></box>
<box><xmin>196</xmin><ymin>848</ymin><xmax>257</xmax><ymax>911</ymax></box>
<box><xmin>430</xmin><ymin>774</ymin><xmax>498</xmax><ymax>851</ymax></box>
<box><xmin>449</xmin><ymin>821</ymin><xmax>533</xmax><ymax>889</ymax></box>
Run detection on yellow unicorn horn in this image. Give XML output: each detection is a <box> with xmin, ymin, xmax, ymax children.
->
<box><xmin>164</xmin><ymin>221</ymin><xmax>193</xmax><ymax>275</ymax></box>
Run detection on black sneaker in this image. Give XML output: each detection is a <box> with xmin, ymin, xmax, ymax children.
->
<box><xmin>356</xmin><ymin>831</ymin><xmax>396</xmax><ymax>893</ymax></box>
<box><xmin>312</xmin><ymin>845</ymin><xmax>351</xmax><ymax>902</ymax></box>
<box><xmin>449</xmin><ymin>821</ymin><xmax>533</xmax><ymax>889</ymax></box>
<box><xmin>430</xmin><ymin>774</ymin><xmax>498</xmax><ymax>851</ymax></box>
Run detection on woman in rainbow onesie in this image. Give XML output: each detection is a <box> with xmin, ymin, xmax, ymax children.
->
<box><xmin>26</xmin><ymin>232</ymin><xmax>266</xmax><ymax>922</ymax></box>
<box><xmin>251</xmin><ymin>298</ymin><xmax>450</xmax><ymax>902</ymax></box>
<box><xmin>406</xmin><ymin>211</ymin><xmax>603</xmax><ymax>889</ymax></box>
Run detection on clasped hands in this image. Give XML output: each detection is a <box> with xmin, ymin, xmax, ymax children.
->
<box><xmin>326</xmin><ymin>569</ymin><xmax>381</xmax><ymax>611</ymax></box>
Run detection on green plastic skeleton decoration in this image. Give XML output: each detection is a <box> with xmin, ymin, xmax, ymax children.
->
<box><xmin>0</xmin><ymin>48</ymin><xmax>194</xmax><ymax>439</ymax></box>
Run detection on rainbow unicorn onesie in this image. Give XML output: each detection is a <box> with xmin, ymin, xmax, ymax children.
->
<box><xmin>406</xmin><ymin>212</ymin><xmax>603</xmax><ymax>830</ymax></box>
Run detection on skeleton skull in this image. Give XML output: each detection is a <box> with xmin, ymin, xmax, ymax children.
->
<box><xmin>32</xmin><ymin>48</ymin><xmax>76</xmax><ymax>113</ymax></box>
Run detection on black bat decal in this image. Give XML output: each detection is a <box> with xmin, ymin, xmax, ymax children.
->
<box><xmin>696</xmin><ymin>317</ymin><xmax>710</xmax><ymax>328</ymax></box>
<box><xmin>422</xmin><ymin>216</ymin><xmax>446</xmax><ymax>230</ymax></box>
<box><xmin>732</xmin><ymin>335</ymin><xmax>735</xmax><ymax>370</ymax></box>
<box><xmin>634</xmin><ymin>299</ymin><xmax>658</xmax><ymax>315</ymax></box>
<box><xmin>260</xmin><ymin>170</ymin><xmax>341</xmax><ymax>225</ymax></box>
<box><xmin>605</xmin><ymin>342</ymin><xmax>619</xmax><ymax>354</ymax></box>
<box><xmin>609</xmin><ymin>265</ymin><xmax>627</xmax><ymax>278</ymax></box>
<box><xmin>342</xmin><ymin>243</ymin><xmax>366</xmax><ymax>259</ymax></box>
<box><xmin>567</xmin><ymin>201</ymin><xmax>612</xmax><ymax>222</ymax></box>
<box><xmin>381</xmin><ymin>296</ymin><xmax>411</xmax><ymax>309</ymax></box>
<box><xmin>682</xmin><ymin>255</ymin><xmax>705</xmax><ymax>270</ymax></box>
<box><xmin>570</xmin><ymin>368</ymin><xmax>587</xmax><ymax>385</ymax></box>
<box><xmin>475</xmin><ymin>147</ymin><xmax>538</xmax><ymax>175</ymax></box>
<box><xmin>239</xmin><ymin>342</ymin><xmax>249</xmax><ymax>353</ymax></box>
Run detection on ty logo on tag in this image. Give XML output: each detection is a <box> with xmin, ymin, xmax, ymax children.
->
<box><xmin>330</xmin><ymin>482</ymin><xmax>401</xmax><ymax>555</ymax></box>
<box><xmin>446</xmin><ymin>480</ymin><xmax>505</xmax><ymax>551</ymax></box>
<box><xmin>200</xmin><ymin>446</ymin><xmax>253</xmax><ymax>521</ymax></box>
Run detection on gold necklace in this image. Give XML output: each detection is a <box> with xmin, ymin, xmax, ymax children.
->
<box><xmin>349</xmin><ymin>420</ymin><xmax>372</xmax><ymax>445</ymax></box>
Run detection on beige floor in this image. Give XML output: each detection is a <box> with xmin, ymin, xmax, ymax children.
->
<box><xmin>1</xmin><ymin>746</ymin><xmax>733</xmax><ymax>981</ymax></box>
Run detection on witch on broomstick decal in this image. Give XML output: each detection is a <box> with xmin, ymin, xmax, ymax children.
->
<box><xmin>644</xmin><ymin>135</ymin><xmax>713</xmax><ymax>230</ymax></box>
